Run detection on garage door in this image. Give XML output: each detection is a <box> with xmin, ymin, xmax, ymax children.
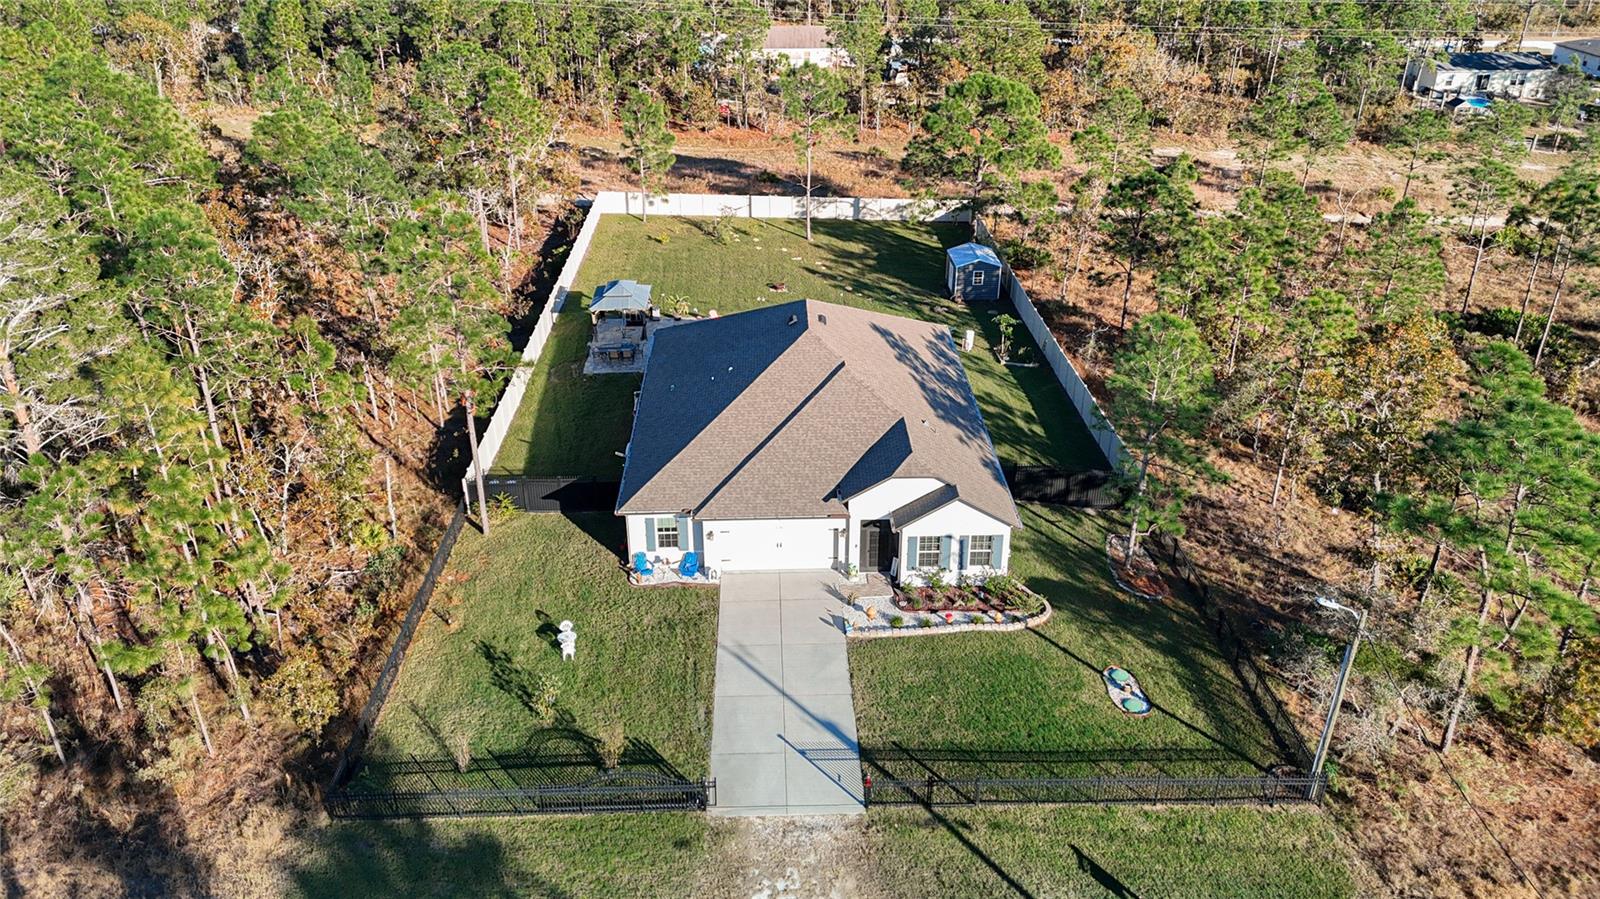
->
<box><xmin>707</xmin><ymin>519</ymin><xmax>837</xmax><ymax>572</ymax></box>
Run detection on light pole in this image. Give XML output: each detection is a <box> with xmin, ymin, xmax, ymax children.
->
<box><xmin>1309</xmin><ymin>596</ymin><xmax>1368</xmax><ymax>798</ymax></box>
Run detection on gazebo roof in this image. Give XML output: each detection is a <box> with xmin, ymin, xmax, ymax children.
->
<box><xmin>590</xmin><ymin>279</ymin><xmax>654</xmax><ymax>314</ymax></box>
<box><xmin>946</xmin><ymin>242</ymin><xmax>1001</xmax><ymax>268</ymax></box>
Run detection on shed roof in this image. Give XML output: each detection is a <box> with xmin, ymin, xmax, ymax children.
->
<box><xmin>1439</xmin><ymin>52</ymin><xmax>1555</xmax><ymax>72</ymax></box>
<box><xmin>946</xmin><ymin>242</ymin><xmax>1002</xmax><ymax>269</ymax></box>
<box><xmin>616</xmin><ymin>299</ymin><xmax>1019</xmax><ymax>527</ymax></box>
<box><xmin>590</xmin><ymin>279</ymin><xmax>653</xmax><ymax>314</ymax></box>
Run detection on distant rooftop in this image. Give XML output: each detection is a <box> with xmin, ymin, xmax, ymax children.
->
<box><xmin>1557</xmin><ymin>38</ymin><xmax>1600</xmax><ymax>57</ymax></box>
<box><xmin>763</xmin><ymin>24</ymin><xmax>830</xmax><ymax>50</ymax></box>
<box><xmin>1440</xmin><ymin>51</ymin><xmax>1555</xmax><ymax>72</ymax></box>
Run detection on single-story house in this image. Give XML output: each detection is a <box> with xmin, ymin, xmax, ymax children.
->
<box><xmin>1404</xmin><ymin>52</ymin><xmax>1558</xmax><ymax>101</ymax></box>
<box><xmin>589</xmin><ymin>279</ymin><xmax>655</xmax><ymax>324</ymax></box>
<box><xmin>945</xmin><ymin>242</ymin><xmax>1003</xmax><ymax>302</ymax></box>
<box><xmin>1555</xmin><ymin>39</ymin><xmax>1600</xmax><ymax>78</ymax></box>
<box><xmin>759</xmin><ymin>24</ymin><xmax>846</xmax><ymax>68</ymax></box>
<box><xmin>616</xmin><ymin>299</ymin><xmax>1019</xmax><ymax>583</ymax></box>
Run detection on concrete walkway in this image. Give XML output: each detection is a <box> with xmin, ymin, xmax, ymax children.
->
<box><xmin>710</xmin><ymin>571</ymin><xmax>865</xmax><ymax>816</ymax></box>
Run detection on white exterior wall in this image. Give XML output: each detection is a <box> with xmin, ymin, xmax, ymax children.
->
<box><xmin>625</xmin><ymin>513</ymin><xmax>696</xmax><ymax>567</ymax></box>
<box><xmin>699</xmin><ymin>517</ymin><xmax>844</xmax><ymax>572</ymax></box>
<box><xmin>760</xmin><ymin>47</ymin><xmax>847</xmax><ymax>67</ymax></box>
<box><xmin>898</xmin><ymin>501</ymin><xmax>1013</xmax><ymax>585</ymax></box>
<box><xmin>843</xmin><ymin>477</ymin><xmax>944</xmax><ymax>572</ymax></box>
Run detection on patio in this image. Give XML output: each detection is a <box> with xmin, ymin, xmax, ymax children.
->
<box><xmin>583</xmin><ymin>316</ymin><xmax>688</xmax><ymax>375</ymax></box>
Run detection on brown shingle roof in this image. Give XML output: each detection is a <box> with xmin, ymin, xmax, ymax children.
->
<box><xmin>763</xmin><ymin>24</ymin><xmax>830</xmax><ymax>50</ymax></box>
<box><xmin>616</xmin><ymin>300</ymin><xmax>1020</xmax><ymax>527</ymax></box>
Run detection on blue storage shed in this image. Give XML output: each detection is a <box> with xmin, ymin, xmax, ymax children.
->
<box><xmin>945</xmin><ymin>242</ymin><xmax>1003</xmax><ymax>301</ymax></box>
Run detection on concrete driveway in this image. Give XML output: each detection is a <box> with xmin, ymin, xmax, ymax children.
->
<box><xmin>710</xmin><ymin>571</ymin><xmax>865</xmax><ymax>816</ymax></box>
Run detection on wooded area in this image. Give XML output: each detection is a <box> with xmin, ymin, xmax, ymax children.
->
<box><xmin>1</xmin><ymin>0</ymin><xmax>1598</xmax><ymax>896</ymax></box>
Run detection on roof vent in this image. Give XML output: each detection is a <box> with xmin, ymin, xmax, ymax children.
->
<box><xmin>787</xmin><ymin>314</ymin><xmax>799</xmax><ymax>326</ymax></box>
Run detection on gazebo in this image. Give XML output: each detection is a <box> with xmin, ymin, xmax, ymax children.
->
<box><xmin>589</xmin><ymin>279</ymin><xmax>655</xmax><ymax>324</ymax></box>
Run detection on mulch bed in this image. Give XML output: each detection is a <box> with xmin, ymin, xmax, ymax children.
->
<box><xmin>1105</xmin><ymin>534</ymin><xmax>1173</xmax><ymax>601</ymax></box>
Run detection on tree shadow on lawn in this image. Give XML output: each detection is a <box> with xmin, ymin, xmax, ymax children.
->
<box><xmin>291</xmin><ymin>818</ymin><xmax>561</xmax><ymax>899</ymax></box>
<box><xmin>1018</xmin><ymin>507</ymin><xmax>1291</xmax><ymax>770</ymax></box>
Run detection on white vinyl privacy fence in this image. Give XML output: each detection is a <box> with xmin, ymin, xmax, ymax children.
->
<box><xmin>975</xmin><ymin>218</ymin><xmax>1127</xmax><ymax>469</ymax></box>
<box><xmin>462</xmin><ymin>193</ymin><xmax>1120</xmax><ymax>503</ymax></box>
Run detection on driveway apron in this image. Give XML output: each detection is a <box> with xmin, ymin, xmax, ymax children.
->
<box><xmin>710</xmin><ymin>571</ymin><xmax>865</xmax><ymax>816</ymax></box>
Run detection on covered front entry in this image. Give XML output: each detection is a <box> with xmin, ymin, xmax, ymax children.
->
<box><xmin>705</xmin><ymin>517</ymin><xmax>838</xmax><ymax>573</ymax></box>
<box><xmin>858</xmin><ymin>519</ymin><xmax>897</xmax><ymax>573</ymax></box>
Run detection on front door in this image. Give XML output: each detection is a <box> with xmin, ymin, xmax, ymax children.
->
<box><xmin>859</xmin><ymin>519</ymin><xmax>896</xmax><ymax>573</ymax></box>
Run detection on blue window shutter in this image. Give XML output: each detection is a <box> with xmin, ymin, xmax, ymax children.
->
<box><xmin>958</xmin><ymin>536</ymin><xmax>968</xmax><ymax>569</ymax></box>
<box><xmin>993</xmin><ymin>533</ymin><xmax>1005</xmax><ymax>568</ymax></box>
<box><xmin>906</xmin><ymin>535</ymin><xmax>917</xmax><ymax>566</ymax></box>
<box><xmin>693</xmin><ymin>520</ymin><xmax>704</xmax><ymax>555</ymax></box>
<box><xmin>676</xmin><ymin>515</ymin><xmax>690</xmax><ymax>546</ymax></box>
<box><xmin>644</xmin><ymin>518</ymin><xmax>656</xmax><ymax>551</ymax></box>
<box><xmin>939</xmin><ymin>536</ymin><xmax>951</xmax><ymax>568</ymax></box>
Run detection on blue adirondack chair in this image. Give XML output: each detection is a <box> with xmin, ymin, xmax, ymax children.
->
<box><xmin>632</xmin><ymin>552</ymin><xmax>654</xmax><ymax>576</ymax></box>
<box><xmin>678</xmin><ymin>551</ymin><xmax>700</xmax><ymax>578</ymax></box>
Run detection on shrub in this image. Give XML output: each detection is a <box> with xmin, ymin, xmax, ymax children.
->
<box><xmin>889</xmin><ymin>615</ymin><xmax>904</xmax><ymax>628</ymax></box>
<box><xmin>488</xmin><ymin>491</ymin><xmax>519</xmax><ymax>523</ymax></box>
<box><xmin>449</xmin><ymin>733</ymin><xmax>471</xmax><ymax>772</ymax></box>
<box><xmin>594</xmin><ymin>717</ymin><xmax>626</xmax><ymax>769</ymax></box>
<box><xmin>924</xmin><ymin>568</ymin><xmax>947</xmax><ymax>593</ymax></box>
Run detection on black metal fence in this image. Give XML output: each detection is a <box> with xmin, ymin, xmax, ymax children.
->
<box><xmin>864</xmin><ymin>773</ymin><xmax>1324</xmax><ymax>807</ymax></box>
<box><xmin>483</xmin><ymin>475</ymin><xmax>621</xmax><ymax>513</ymax></box>
<box><xmin>328</xmin><ymin>768</ymin><xmax>714</xmax><ymax>818</ymax></box>
<box><xmin>1150</xmin><ymin>533</ymin><xmax>1316</xmax><ymax>775</ymax></box>
<box><xmin>330</xmin><ymin>500</ymin><xmax>468</xmax><ymax>790</ymax></box>
<box><xmin>1002</xmin><ymin>465</ymin><xmax>1124</xmax><ymax>508</ymax></box>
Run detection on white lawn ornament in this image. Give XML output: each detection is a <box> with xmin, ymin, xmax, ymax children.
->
<box><xmin>963</xmin><ymin>329</ymin><xmax>975</xmax><ymax>352</ymax></box>
<box><xmin>557</xmin><ymin>620</ymin><xmax>576</xmax><ymax>661</ymax></box>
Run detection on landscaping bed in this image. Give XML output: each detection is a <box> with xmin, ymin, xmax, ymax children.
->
<box><xmin>887</xmin><ymin>572</ymin><xmax>1046</xmax><ymax>616</ymax></box>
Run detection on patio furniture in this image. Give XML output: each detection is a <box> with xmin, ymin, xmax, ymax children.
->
<box><xmin>593</xmin><ymin>342</ymin><xmax>638</xmax><ymax>363</ymax></box>
<box><xmin>632</xmin><ymin>552</ymin><xmax>654</xmax><ymax>577</ymax></box>
<box><xmin>678</xmin><ymin>551</ymin><xmax>700</xmax><ymax>578</ymax></box>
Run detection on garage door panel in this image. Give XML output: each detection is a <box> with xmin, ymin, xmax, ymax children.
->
<box><xmin>706</xmin><ymin>519</ymin><xmax>837</xmax><ymax>572</ymax></box>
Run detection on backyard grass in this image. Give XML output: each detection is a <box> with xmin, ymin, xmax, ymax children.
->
<box><xmin>850</xmin><ymin>503</ymin><xmax>1293</xmax><ymax>780</ymax></box>
<box><xmin>290</xmin><ymin>813</ymin><xmax>710</xmax><ymax>899</ymax></box>
<box><xmin>865</xmin><ymin>805</ymin><xmax>1356</xmax><ymax>898</ymax></box>
<box><xmin>486</xmin><ymin>313</ymin><xmax>639</xmax><ymax>477</ymax></box>
<box><xmin>363</xmin><ymin>512</ymin><xmax>718</xmax><ymax>778</ymax></box>
<box><xmin>487</xmin><ymin>214</ymin><xmax>1105</xmax><ymax>478</ymax></box>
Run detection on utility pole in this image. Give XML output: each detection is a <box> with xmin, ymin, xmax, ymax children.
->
<box><xmin>1309</xmin><ymin>596</ymin><xmax>1367</xmax><ymax>799</ymax></box>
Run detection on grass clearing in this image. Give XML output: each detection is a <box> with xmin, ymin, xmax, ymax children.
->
<box><xmin>866</xmin><ymin>805</ymin><xmax>1355</xmax><ymax>898</ymax></box>
<box><xmin>364</xmin><ymin>512</ymin><xmax>717</xmax><ymax>778</ymax></box>
<box><xmin>289</xmin><ymin>813</ymin><xmax>710</xmax><ymax>899</ymax></box>
<box><xmin>488</xmin><ymin>215</ymin><xmax>1105</xmax><ymax>478</ymax></box>
<box><xmin>851</xmin><ymin>504</ymin><xmax>1291</xmax><ymax>779</ymax></box>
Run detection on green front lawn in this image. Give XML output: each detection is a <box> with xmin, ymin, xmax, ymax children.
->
<box><xmin>851</xmin><ymin>504</ymin><xmax>1292</xmax><ymax>780</ymax></box>
<box><xmin>290</xmin><ymin>813</ymin><xmax>710</xmax><ymax>899</ymax></box>
<box><xmin>487</xmin><ymin>215</ymin><xmax>1105</xmax><ymax>477</ymax></box>
<box><xmin>867</xmin><ymin>805</ymin><xmax>1355</xmax><ymax>899</ymax></box>
<box><xmin>364</xmin><ymin>512</ymin><xmax>717</xmax><ymax>778</ymax></box>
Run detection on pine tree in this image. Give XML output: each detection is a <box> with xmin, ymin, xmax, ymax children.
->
<box><xmin>620</xmin><ymin>90</ymin><xmax>676</xmax><ymax>222</ymax></box>
<box><xmin>780</xmin><ymin>62</ymin><xmax>851</xmax><ymax>241</ymax></box>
